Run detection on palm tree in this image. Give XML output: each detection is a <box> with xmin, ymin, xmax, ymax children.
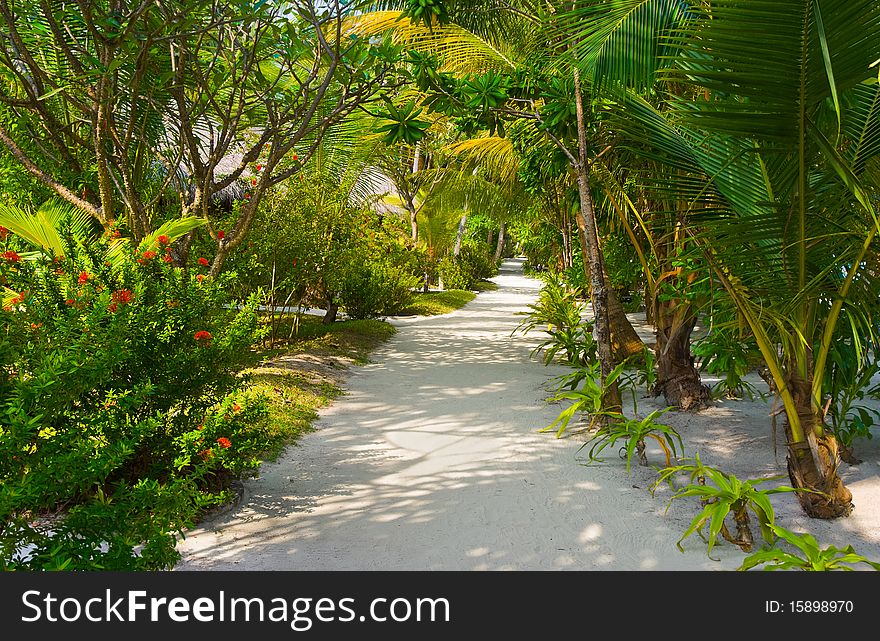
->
<box><xmin>605</xmin><ymin>0</ymin><xmax>880</xmax><ymax>518</ymax></box>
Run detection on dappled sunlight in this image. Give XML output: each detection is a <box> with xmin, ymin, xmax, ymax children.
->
<box><xmin>176</xmin><ymin>259</ymin><xmax>880</xmax><ymax>572</ymax></box>
<box><xmin>180</xmin><ymin>259</ymin><xmax>694</xmax><ymax>570</ymax></box>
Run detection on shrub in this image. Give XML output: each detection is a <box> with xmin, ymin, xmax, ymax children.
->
<box><xmin>692</xmin><ymin>328</ymin><xmax>763</xmax><ymax>400</ymax></box>
<box><xmin>340</xmin><ymin>253</ymin><xmax>421</xmax><ymax>319</ymax></box>
<box><xmin>438</xmin><ymin>240</ymin><xmax>498</xmax><ymax>290</ymax></box>
<box><xmin>0</xmin><ymin>223</ymin><xmax>268</xmax><ymax>569</ymax></box>
<box><xmin>515</xmin><ymin>273</ymin><xmax>597</xmax><ymax>372</ymax></box>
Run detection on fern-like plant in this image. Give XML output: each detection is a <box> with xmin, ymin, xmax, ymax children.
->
<box><xmin>576</xmin><ymin>408</ymin><xmax>683</xmax><ymax>473</ymax></box>
<box><xmin>739</xmin><ymin>525</ymin><xmax>880</xmax><ymax>571</ymax></box>
<box><xmin>542</xmin><ymin>361</ymin><xmax>626</xmax><ymax>437</ymax></box>
<box><xmin>661</xmin><ymin>461</ymin><xmax>804</xmax><ymax>557</ymax></box>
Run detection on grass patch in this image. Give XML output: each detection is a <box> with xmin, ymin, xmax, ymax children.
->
<box><xmin>400</xmin><ymin>289</ymin><xmax>476</xmax><ymax>316</ymax></box>
<box><xmin>243</xmin><ymin>316</ymin><xmax>395</xmax><ymax>461</ymax></box>
<box><xmin>245</xmin><ymin>368</ymin><xmax>341</xmax><ymax>461</ymax></box>
<box><xmin>258</xmin><ymin>315</ymin><xmax>395</xmax><ymax>363</ymax></box>
<box><xmin>472</xmin><ymin>280</ymin><xmax>499</xmax><ymax>292</ymax></box>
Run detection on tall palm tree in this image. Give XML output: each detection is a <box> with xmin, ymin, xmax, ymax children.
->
<box><xmin>605</xmin><ymin>0</ymin><xmax>880</xmax><ymax>518</ymax></box>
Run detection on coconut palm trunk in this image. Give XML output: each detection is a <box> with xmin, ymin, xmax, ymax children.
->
<box><xmin>652</xmin><ymin>222</ymin><xmax>709</xmax><ymax>410</ymax></box>
<box><xmin>784</xmin><ymin>369</ymin><xmax>853</xmax><ymax>518</ymax></box>
<box><xmin>573</xmin><ymin>68</ymin><xmax>621</xmax><ymax>412</ymax></box>
<box><xmin>653</xmin><ymin>295</ymin><xmax>709</xmax><ymax>410</ymax></box>
<box><xmin>453</xmin><ymin>212</ymin><xmax>467</xmax><ymax>257</ymax></box>
<box><xmin>494</xmin><ymin>221</ymin><xmax>505</xmax><ymax>262</ymax></box>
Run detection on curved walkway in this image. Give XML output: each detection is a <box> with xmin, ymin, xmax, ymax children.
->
<box><xmin>175</xmin><ymin>259</ymin><xmax>752</xmax><ymax>570</ymax></box>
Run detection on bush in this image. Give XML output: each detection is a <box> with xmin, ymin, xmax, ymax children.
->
<box><xmin>438</xmin><ymin>240</ymin><xmax>498</xmax><ymax>290</ymax></box>
<box><xmin>340</xmin><ymin>253</ymin><xmax>421</xmax><ymax>319</ymax></box>
<box><xmin>0</xmin><ymin>227</ymin><xmax>269</xmax><ymax>569</ymax></box>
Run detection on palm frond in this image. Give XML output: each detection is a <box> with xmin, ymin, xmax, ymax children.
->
<box><xmin>0</xmin><ymin>201</ymin><xmax>94</xmax><ymax>257</ymax></box>
<box><xmin>553</xmin><ymin>0</ymin><xmax>694</xmax><ymax>90</ymax></box>
<box><xmin>344</xmin><ymin>10</ymin><xmax>516</xmax><ymax>73</ymax></box>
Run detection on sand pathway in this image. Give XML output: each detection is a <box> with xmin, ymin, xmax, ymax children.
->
<box><xmin>176</xmin><ymin>258</ymin><xmax>880</xmax><ymax>570</ymax></box>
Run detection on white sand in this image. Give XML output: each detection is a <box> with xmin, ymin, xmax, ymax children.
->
<box><xmin>175</xmin><ymin>258</ymin><xmax>880</xmax><ymax>571</ymax></box>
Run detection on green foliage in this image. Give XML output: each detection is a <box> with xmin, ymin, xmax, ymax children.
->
<box><xmin>0</xmin><ymin>221</ymin><xmax>269</xmax><ymax>570</ymax></box>
<box><xmin>821</xmin><ymin>338</ymin><xmax>880</xmax><ymax>448</ymax></box>
<box><xmin>628</xmin><ymin>345</ymin><xmax>657</xmax><ymax>397</ymax></box>
<box><xmin>657</xmin><ymin>458</ymin><xmax>803</xmax><ymax>559</ymax></box>
<box><xmin>542</xmin><ymin>361</ymin><xmax>627</xmax><ymax>437</ymax></box>
<box><xmin>739</xmin><ymin>525</ymin><xmax>880</xmax><ymax>571</ymax></box>
<box><xmin>692</xmin><ymin>328</ymin><xmax>763</xmax><ymax>400</ymax></box>
<box><xmin>340</xmin><ymin>250</ymin><xmax>421</xmax><ymax>319</ymax></box>
<box><xmin>402</xmin><ymin>0</ymin><xmax>451</xmax><ymax>29</ymax></box>
<box><xmin>226</xmin><ymin>168</ymin><xmax>421</xmax><ymax>325</ymax></box>
<box><xmin>578</xmin><ymin>407</ymin><xmax>683</xmax><ymax>473</ymax></box>
<box><xmin>376</xmin><ymin>99</ymin><xmax>431</xmax><ymax>145</ymax></box>
<box><xmin>602</xmin><ymin>230</ymin><xmax>644</xmax><ymax>293</ymax></box>
<box><xmin>515</xmin><ymin>273</ymin><xmax>597</xmax><ymax>371</ymax></box>
<box><xmin>438</xmin><ymin>240</ymin><xmax>498</xmax><ymax>290</ymax></box>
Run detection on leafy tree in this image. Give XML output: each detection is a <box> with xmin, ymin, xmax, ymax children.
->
<box><xmin>0</xmin><ymin>0</ymin><xmax>406</xmax><ymax>274</ymax></box>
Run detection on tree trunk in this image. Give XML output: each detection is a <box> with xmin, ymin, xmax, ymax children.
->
<box><xmin>573</xmin><ymin>69</ymin><xmax>620</xmax><ymax>414</ymax></box>
<box><xmin>409</xmin><ymin>142</ymin><xmax>421</xmax><ymax>243</ymax></box>
<box><xmin>653</xmin><ymin>295</ymin><xmax>711</xmax><ymax>411</ymax></box>
<box><xmin>644</xmin><ymin>282</ymin><xmax>655</xmax><ymax>326</ymax></box>
<box><xmin>487</xmin><ymin>229</ymin><xmax>494</xmax><ymax>245</ymax></box>
<box><xmin>784</xmin><ymin>372</ymin><xmax>853</xmax><ymax>519</ymax></box>
<box><xmin>494</xmin><ymin>221</ymin><xmax>506</xmax><ymax>263</ymax></box>
<box><xmin>409</xmin><ymin>205</ymin><xmax>419</xmax><ymax>244</ymax></box>
<box><xmin>453</xmin><ymin>212</ymin><xmax>467</xmax><ymax>257</ymax></box>
<box><xmin>323</xmin><ymin>299</ymin><xmax>339</xmax><ymax>325</ymax></box>
<box><xmin>607</xmin><ymin>285</ymin><xmax>645</xmax><ymax>361</ymax></box>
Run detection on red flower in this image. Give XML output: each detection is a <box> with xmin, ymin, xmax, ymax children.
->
<box><xmin>54</xmin><ymin>268</ymin><xmax>65</xmax><ymax>276</ymax></box>
<box><xmin>0</xmin><ymin>226</ymin><xmax>8</xmax><ymax>239</ymax></box>
<box><xmin>111</xmin><ymin>289</ymin><xmax>133</xmax><ymax>304</ymax></box>
<box><xmin>163</xmin><ymin>253</ymin><xmax>173</xmax><ymax>263</ymax></box>
<box><xmin>157</xmin><ymin>235</ymin><xmax>170</xmax><ymax>245</ymax></box>
<box><xmin>65</xmin><ymin>298</ymin><xmax>76</xmax><ymax>306</ymax></box>
<box><xmin>292</xmin><ymin>259</ymin><xmax>297</xmax><ymax>267</ymax></box>
<box><xmin>196</xmin><ymin>274</ymin><xmax>205</xmax><ymax>282</ymax></box>
<box><xmin>292</xmin><ymin>153</ymin><xmax>298</xmax><ymax>161</ymax></box>
<box><xmin>197</xmin><ymin>424</ymin><xmax>204</xmax><ymax>431</ymax></box>
<box><xmin>142</xmin><ymin>250</ymin><xmax>156</xmax><ymax>260</ymax></box>
<box><xmin>217</xmin><ymin>230</ymin><xmax>225</xmax><ymax>240</ymax></box>
<box><xmin>198</xmin><ymin>257</ymin><xmax>209</xmax><ymax>267</ymax></box>
<box><xmin>232</xmin><ymin>404</ymin><xmax>241</xmax><ymax>413</ymax></box>
<box><xmin>30</xmin><ymin>322</ymin><xmax>42</xmax><ymax>329</ymax></box>
<box><xmin>9</xmin><ymin>292</ymin><xmax>24</xmax><ymax>305</ymax></box>
<box><xmin>78</xmin><ymin>271</ymin><xmax>90</xmax><ymax>284</ymax></box>
<box><xmin>217</xmin><ymin>437</ymin><xmax>232</xmax><ymax>449</ymax></box>
<box><xmin>255</xmin><ymin>164</ymin><xmax>262</xmax><ymax>171</ymax></box>
<box><xmin>244</xmin><ymin>193</ymin><xmax>251</xmax><ymax>199</ymax></box>
<box><xmin>107</xmin><ymin>302</ymin><xmax>118</xmax><ymax>313</ymax></box>
<box><xmin>199</xmin><ymin>448</ymin><xmax>214</xmax><ymax>461</ymax></box>
<box><xmin>251</xmin><ymin>178</ymin><xmax>257</xmax><ymax>186</ymax></box>
<box><xmin>2</xmin><ymin>250</ymin><xmax>20</xmax><ymax>262</ymax></box>
<box><xmin>194</xmin><ymin>330</ymin><xmax>212</xmax><ymax>342</ymax></box>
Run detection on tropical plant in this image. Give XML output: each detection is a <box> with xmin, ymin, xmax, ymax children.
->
<box><xmin>0</xmin><ymin>0</ymin><xmax>404</xmax><ymax>273</ymax></box>
<box><xmin>542</xmin><ymin>361</ymin><xmax>628</xmax><ymax>437</ymax></box>
<box><xmin>597</xmin><ymin>0</ymin><xmax>880</xmax><ymax>518</ymax></box>
<box><xmin>577</xmin><ymin>407</ymin><xmax>683</xmax><ymax>473</ymax></box>
<box><xmin>661</xmin><ymin>461</ymin><xmax>805</xmax><ymax>557</ymax></box>
<box><xmin>692</xmin><ymin>328</ymin><xmax>763</xmax><ymax>400</ymax></box>
<box><xmin>739</xmin><ymin>525</ymin><xmax>880</xmax><ymax>571</ymax></box>
<box><xmin>0</xmin><ymin>210</ymin><xmax>269</xmax><ymax>569</ymax></box>
<box><xmin>515</xmin><ymin>273</ymin><xmax>597</xmax><ymax>370</ymax></box>
<box><xmin>821</xmin><ymin>339</ymin><xmax>880</xmax><ymax>460</ymax></box>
